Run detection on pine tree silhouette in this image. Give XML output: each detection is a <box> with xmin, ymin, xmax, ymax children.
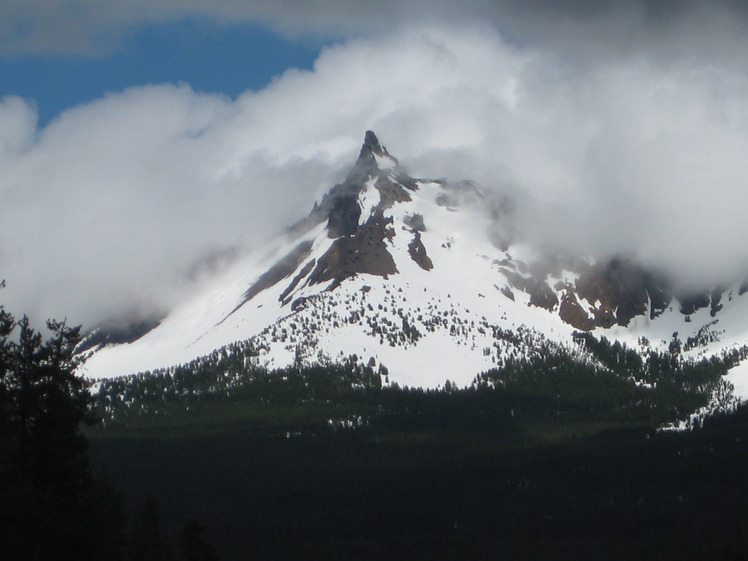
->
<box><xmin>0</xmin><ymin>305</ymin><xmax>126</xmax><ymax>561</ymax></box>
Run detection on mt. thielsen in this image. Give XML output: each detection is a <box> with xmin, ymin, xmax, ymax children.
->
<box><xmin>81</xmin><ymin>131</ymin><xmax>748</xmax><ymax>415</ymax></box>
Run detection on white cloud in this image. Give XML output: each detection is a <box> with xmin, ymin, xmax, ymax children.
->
<box><xmin>3</xmin><ymin>17</ymin><xmax>748</xmax><ymax>326</ymax></box>
<box><xmin>0</xmin><ymin>85</ymin><xmax>337</xmax><ymax>325</ymax></box>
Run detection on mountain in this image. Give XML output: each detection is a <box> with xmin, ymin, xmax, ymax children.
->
<box><xmin>81</xmin><ymin>131</ymin><xmax>748</xmax><ymax>403</ymax></box>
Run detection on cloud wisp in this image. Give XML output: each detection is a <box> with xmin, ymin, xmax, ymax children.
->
<box><xmin>3</xmin><ymin>11</ymin><xmax>748</xmax><ymax>326</ymax></box>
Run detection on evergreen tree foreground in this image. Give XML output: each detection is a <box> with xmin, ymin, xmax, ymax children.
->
<box><xmin>0</xmin><ymin>304</ymin><xmax>125</xmax><ymax>560</ymax></box>
<box><xmin>0</xmin><ymin>299</ymin><xmax>220</xmax><ymax>561</ymax></box>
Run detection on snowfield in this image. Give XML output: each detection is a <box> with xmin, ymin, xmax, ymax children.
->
<box><xmin>82</xmin><ymin>133</ymin><xmax>748</xmax><ymax>408</ymax></box>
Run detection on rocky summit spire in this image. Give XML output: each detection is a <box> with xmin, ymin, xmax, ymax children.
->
<box><xmin>291</xmin><ymin>131</ymin><xmax>409</xmax><ymax>240</ymax></box>
<box><xmin>359</xmin><ymin>130</ymin><xmax>384</xmax><ymax>159</ymax></box>
<box><xmin>356</xmin><ymin>130</ymin><xmax>398</xmax><ymax>165</ymax></box>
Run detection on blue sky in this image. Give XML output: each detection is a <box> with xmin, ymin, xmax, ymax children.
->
<box><xmin>0</xmin><ymin>19</ymin><xmax>322</xmax><ymax>126</ymax></box>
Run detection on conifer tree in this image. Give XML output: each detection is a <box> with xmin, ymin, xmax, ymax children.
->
<box><xmin>0</xmin><ymin>302</ymin><xmax>126</xmax><ymax>561</ymax></box>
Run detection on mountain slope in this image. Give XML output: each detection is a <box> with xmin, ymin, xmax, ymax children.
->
<box><xmin>81</xmin><ymin>132</ymin><xmax>748</xmax><ymax>400</ymax></box>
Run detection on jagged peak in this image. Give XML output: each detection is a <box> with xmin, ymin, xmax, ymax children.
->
<box><xmin>359</xmin><ymin>130</ymin><xmax>385</xmax><ymax>159</ymax></box>
<box><xmin>288</xmin><ymin>131</ymin><xmax>409</xmax><ymax>239</ymax></box>
<box><xmin>355</xmin><ymin>130</ymin><xmax>398</xmax><ymax>170</ymax></box>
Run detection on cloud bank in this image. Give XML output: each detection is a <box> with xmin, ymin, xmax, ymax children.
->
<box><xmin>3</xmin><ymin>6</ymin><xmax>748</xmax><ymax>326</ymax></box>
<box><xmin>6</xmin><ymin>1</ymin><xmax>748</xmax><ymax>58</ymax></box>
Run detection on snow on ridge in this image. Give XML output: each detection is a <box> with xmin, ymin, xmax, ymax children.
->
<box><xmin>80</xmin><ymin>180</ymin><xmax>578</xmax><ymax>385</ymax></box>
<box><xmin>81</xmin><ymin>133</ymin><xmax>748</xmax><ymax>412</ymax></box>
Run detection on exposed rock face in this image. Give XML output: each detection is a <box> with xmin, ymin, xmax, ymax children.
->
<box><xmin>83</xmin><ymin>128</ymin><xmax>748</xmax><ymax>387</ymax></box>
<box><xmin>374</xmin><ymin>175</ymin><xmax>412</xmax><ymax>209</ymax></box>
<box><xmin>495</xmin><ymin>254</ymin><xmax>726</xmax><ymax>330</ymax></box>
<box><xmin>527</xmin><ymin>279</ymin><xmax>559</xmax><ymax>311</ymax></box>
<box><xmin>710</xmin><ymin>288</ymin><xmax>725</xmax><ymax>317</ymax></box>
<box><xmin>309</xmin><ymin>211</ymin><xmax>398</xmax><ymax>288</ymax></box>
<box><xmin>307</xmin><ymin>130</ymin><xmax>413</xmax><ymax>239</ymax></box>
<box><xmin>558</xmin><ymin>292</ymin><xmax>596</xmax><ymax>331</ymax></box>
<box><xmin>571</xmin><ymin>258</ymin><xmax>672</xmax><ymax>328</ymax></box>
<box><xmin>302</xmin><ymin>131</ymin><xmax>425</xmax><ymax>286</ymax></box>
<box><xmin>501</xmin><ymin>270</ymin><xmax>558</xmax><ymax>311</ymax></box>
<box><xmin>227</xmin><ymin>131</ymin><xmax>414</xmax><ymax>319</ymax></box>
<box><xmin>238</xmin><ymin>131</ymin><xmax>743</xmax><ymax>336</ymax></box>
<box><xmin>242</xmin><ymin>241</ymin><xmax>314</xmax><ymax>303</ymax></box>
<box><xmin>327</xmin><ymin>194</ymin><xmax>361</xmax><ymax>238</ymax></box>
<box><xmin>279</xmin><ymin>259</ymin><xmax>316</xmax><ymax>305</ymax></box>
<box><xmin>575</xmin><ymin>258</ymin><xmax>647</xmax><ymax>327</ymax></box>
<box><xmin>360</xmin><ymin>129</ymin><xmax>393</xmax><ymax>162</ymax></box>
<box><xmin>678</xmin><ymin>292</ymin><xmax>711</xmax><ymax>316</ymax></box>
<box><xmin>675</xmin><ymin>286</ymin><xmax>726</xmax><ymax>318</ymax></box>
<box><xmin>408</xmin><ymin>231</ymin><xmax>433</xmax><ymax>271</ymax></box>
<box><xmin>222</xmin><ymin>240</ymin><xmax>313</xmax><ymax>320</ymax></box>
<box><xmin>403</xmin><ymin>213</ymin><xmax>425</xmax><ymax>232</ymax></box>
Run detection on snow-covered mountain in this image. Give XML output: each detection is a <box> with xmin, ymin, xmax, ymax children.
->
<box><xmin>81</xmin><ymin>131</ymin><xmax>748</xmax><ymax>399</ymax></box>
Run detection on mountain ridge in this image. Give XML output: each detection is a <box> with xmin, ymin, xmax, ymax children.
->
<box><xmin>80</xmin><ymin>132</ymin><xmax>748</xmax><ymax>405</ymax></box>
